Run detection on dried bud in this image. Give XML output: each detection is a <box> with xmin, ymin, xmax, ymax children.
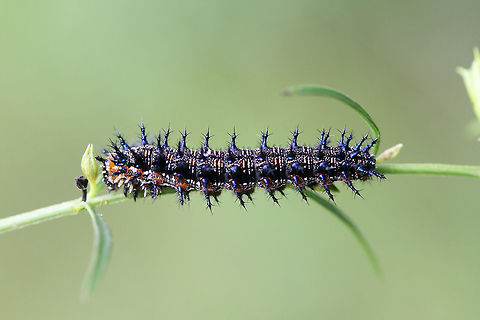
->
<box><xmin>75</xmin><ymin>176</ymin><xmax>88</xmax><ymax>190</ymax></box>
<box><xmin>75</xmin><ymin>176</ymin><xmax>89</xmax><ymax>201</ymax></box>
<box><xmin>376</xmin><ymin>144</ymin><xmax>403</xmax><ymax>162</ymax></box>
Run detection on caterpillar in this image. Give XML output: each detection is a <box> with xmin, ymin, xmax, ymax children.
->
<box><xmin>95</xmin><ymin>124</ymin><xmax>385</xmax><ymax>209</ymax></box>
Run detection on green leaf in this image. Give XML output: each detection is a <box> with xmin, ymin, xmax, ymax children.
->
<box><xmin>80</xmin><ymin>202</ymin><xmax>112</xmax><ymax>301</ymax></box>
<box><xmin>284</xmin><ymin>85</ymin><xmax>381</xmax><ymax>155</ymax></box>
<box><xmin>329</xmin><ymin>183</ymin><xmax>340</xmax><ymax>193</ymax></box>
<box><xmin>305</xmin><ymin>189</ymin><xmax>382</xmax><ymax>276</ymax></box>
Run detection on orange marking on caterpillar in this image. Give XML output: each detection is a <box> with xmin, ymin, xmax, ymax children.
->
<box><xmin>260</xmin><ymin>177</ymin><xmax>275</xmax><ymax>190</ymax></box>
<box><xmin>152</xmin><ymin>172</ymin><xmax>163</xmax><ymax>184</ymax></box>
<box><xmin>229</xmin><ymin>179</ymin><xmax>245</xmax><ymax>193</ymax></box>
<box><xmin>175</xmin><ymin>173</ymin><xmax>187</xmax><ymax>191</ymax></box>
<box><xmin>291</xmin><ymin>174</ymin><xmax>304</xmax><ymax>187</ymax></box>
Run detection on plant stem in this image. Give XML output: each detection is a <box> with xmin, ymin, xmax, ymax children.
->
<box><xmin>0</xmin><ymin>193</ymin><xmax>126</xmax><ymax>234</ymax></box>
<box><xmin>376</xmin><ymin>163</ymin><xmax>480</xmax><ymax>178</ymax></box>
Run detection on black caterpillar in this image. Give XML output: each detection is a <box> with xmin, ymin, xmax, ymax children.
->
<box><xmin>95</xmin><ymin>124</ymin><xmax>385</xmax><ymax>209</ymax></box>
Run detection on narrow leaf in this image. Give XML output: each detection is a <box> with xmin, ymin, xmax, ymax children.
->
<box><xmin>305</xmin><ymin>189</ymin><xmax>382</xmax><ymax>276</ymax></box>
<box><xmin>80</xmin><ymin>202</ymin><xmax>112</xmax><ymax>301</ymax></box>
<box><xmin>329</xmin><ymin>183</ymin><xmax>340</xmax><ymax>193</ymax></box>
<box><xmin>284</xmin><ymin>85</ymin><xmax>381</xmax><ymax>155</ymax></box>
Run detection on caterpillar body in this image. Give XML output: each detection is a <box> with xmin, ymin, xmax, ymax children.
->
<box><xmin>95</xmin><ymin>124</ymin><xmax>385</xmax><ymax>210</ymax></box>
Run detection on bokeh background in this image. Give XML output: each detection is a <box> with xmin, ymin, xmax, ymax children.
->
<box><xmin>1</xmin><ymin>0</ymin><xmax>479</xmax><ymax>319</ymax></box>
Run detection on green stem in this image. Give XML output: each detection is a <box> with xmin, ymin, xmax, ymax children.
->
<box><xmin>376</xmin><ymin>163</ymin><xmax>480</xmax><ymax>178</ymax></box>
<box><xmin>88</xmin><ymin>183</ymin><xmax>100</xmax><ymax>200</ymax></box>
<box><xmin>0</xmin><ymin>193</ymin><xmax>127</xmax><ymax>234</ymax></box>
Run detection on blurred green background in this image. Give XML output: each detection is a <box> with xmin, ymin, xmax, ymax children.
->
<box><xmin>1</xmin><ymin>0</ymin><xmax>480</xmax><ymax>319</ymax></box>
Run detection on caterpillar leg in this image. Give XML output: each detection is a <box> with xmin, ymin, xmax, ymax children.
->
<box><xmin>234</xmin><ymin>191</ymin><xmax>246</xmax><ymax>209</ymax></box>
<box><xmin>318</xmin><ymin>175</ymin><xmax>335</xmax><ymax>202</ymax></box>
<box><xmin>290</xmin><ymin>175</ymin><xmax>308</xmax><ymax>202</ymax></box>
<box><xmin>176</xmin><ymin>185</ymin><xmax>189</xmax><ymax>205</ymax></box>
<box><xmin>200</xmin><ymin>177</ymin><xmax>214</xmax><ymax>211</ymax></box>
<box><xmin>260</xmin><ymin>177</ymin><xmax>280</xmax><ymax>205</ymax></box>
<box><xmin>341</xmin><ymin>171</ymin><xmax>363</xmax><ymax>198</ymax></box>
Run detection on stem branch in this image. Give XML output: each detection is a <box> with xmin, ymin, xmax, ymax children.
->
<box><xmin>0</xmin><ymin>193</ymin><xmax>126</xmax><ymax>234</ymax></box>
<box><xmin>376</xmin><ymin>163</ymin><xmax>480</xmax><ymax>178</ymax></box>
